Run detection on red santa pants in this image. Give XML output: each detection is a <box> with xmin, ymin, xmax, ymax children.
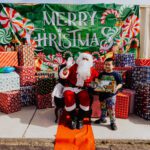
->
<box><xmin>63</xmin><ymin>90</ymin><xmax>90</xmax><ymax>112</ymax></box>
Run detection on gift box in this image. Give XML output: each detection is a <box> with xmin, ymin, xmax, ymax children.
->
<box><xmin>115</xmin><ymin>92</ymin><xmax>130</xmax><ymax>119</ymax></box>
<box><xmin>91</xmin><ymin>95</ymin><xmax>101</xmax><ymax>118</ymax></box>
<box><xmin>122</xmin><ymin>89</ymin><xmax>135</xmax><ymax>114</ymax></box>
<box><xmin>94</xmin><ymin>78</ymin><xmax>116</xmax><ymax>93</ymax></box>
<box><xmin>0</xmin><ymin>72</ymin><xmax>20</xmax><ymax>92</ymax></box>
<box><xmin>0</xmin><ymin>51</ymin><xmax>18</xmax><ymax>67</ymax></box>
<box><xmin>35</xmin><ymin>72</ymin><xmax>56</xmax><ymax>95</ymax></box>
<box><xmin>131</xmin><ymin>66</ymin><xmax>150</xmax><ymax>83</ymax></box>
<box><xmin>36</xmin><ymin>93</ymin><xmax>52</xmax><ymax>109</ymax></box>
<box><xmin>0</xmin><ymin>91</ymin><xmax>21</xmax><ymax>114</ymax></box>
<box><xmin>16</xmin><ymin>66</ymin><xmax>36</xmax><ymax>86</ymax></box>
<box><xmin>135</xmin><ymin>59</ymin><xmax>150</xmax><ymax>66</ymax></box>
<box><xmin>20</xmin><ymin>86</ymin><xmax>36</xmax><ymax>106</ymax></box>
<box><xmin>94</xmin><ymin>61</ymin><xmax>104</xmax><ymax>73</ymax></box>
<box><xmin>134</xmin><ymin>82</ymin><xmax>150</xmax><ymax>120</ymax></box>
<box><xmin>114</xmin><ymin>54</ymin><xmax>135</xmax><ymax>67</ymax></box>
<box><xmin>17</xmin><ymin>45</ymin><xmax>35</xmax><ymax>66</ymax></box>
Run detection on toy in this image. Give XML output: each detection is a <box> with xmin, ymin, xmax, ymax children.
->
<box><xmin>0</xmin><ymin>66</ymin><xmax>15</xmax><ymax>73</ymax></box>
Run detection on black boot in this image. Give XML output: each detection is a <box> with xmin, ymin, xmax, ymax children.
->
<box><xmin>77</xmin><ymin>109</ymin><xmax>85</xmax><ymax>129</ymax></box>
<box><xmin>69</xmin><ymin>110</ymin><xmax>77</xmax><ymax>129</ymax></box>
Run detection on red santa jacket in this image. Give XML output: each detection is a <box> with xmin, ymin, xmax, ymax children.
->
<box><xmin>61</xmin><ymin>64</ymin><xmax>99</xmax><ymax>87</ymax></box>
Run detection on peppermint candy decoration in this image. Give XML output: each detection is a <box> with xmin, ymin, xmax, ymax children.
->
<box><xmin>54</xmin><ymin>53</ymin><xmax>66</xmax><ymax>65</ymax></box>
<box><xmin>121</xmin><ymin>14</ymin><xmax>140</xmax><ymax>38</ymax></box>
<box><xmin>0</xmin><ymin>28</ymin><xmax>12</xmax><ymax>44</ymax></box>
<box><xmin>18</xmin><ymin>18</ymin><xmax>34</xmax><ymax>38</ymax></box>
<box><xmin>101</xmin><ymin>9</ymin><xmax>119</xmax><ymax>24</ymax></box>
<box><xmin>44</xmin><ymin>54</ymin><xmax>55</xmax><ymax>62</ymax></box>
<box><xmin>119</xmin><ymin>5</ymin><xmax>134</xmax><ymax>17</ymax></box>
<box><xmin>0</xmin><ymin>7</ymin><xmax>23</xmax><ymax>32</ymax></box>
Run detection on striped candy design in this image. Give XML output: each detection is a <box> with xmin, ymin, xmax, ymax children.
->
<box><xmin>0</xmin><ymin>28</ymin><xmax>12</xmax><ymax>44</ymax></box>
<box><xmin>0</xmin><ymin>51</ymin><xmax>18</xmax><ymax>67</ymax></box>
<box><xmin>121</xmin><ymin>14</ymin><xmax>140</xmax><ymax>38</ymax></box>
<box><xmin>0</xmin><ymin>7</ymin><xmax>23</xmax><ymax>32</ymax></box>
<box><xmin>100</xmin><ymin>9</ymin><xmax>119</xmax><ymax>24</ymax></box>
<box><xmin>18</xmin><ymin>18</ymin><xmax>34</xmax><ymax>38</ymax></box>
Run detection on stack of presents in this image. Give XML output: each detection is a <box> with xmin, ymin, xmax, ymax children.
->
<box><xmin>92</xmin><ymin>53</ymin><xmax>150</xmax><ymax>121</ymax></box>
<box><xmin>0</xmin><ymin>45</ymin><xmax>56</xmax><ymax>114</ymax></box>
<box><xmin>0</xmin><ymin>47</ymin><xmax>150</xmax><ymax>121</ymax></box>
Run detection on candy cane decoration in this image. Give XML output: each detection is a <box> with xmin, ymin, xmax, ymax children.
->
<box><xmin>63</xmin><ymin>51</ymin><xmax>73</xmax><ymax>58</ymax></box>
<box><xmin>101</xmin><ymin>9</ymin><xmax>119</xmax><ymax>24</ymax></box>
<box><xmin>130</xmin><ymin>38</ymin><xmax>139</xmax><ymax>46</ymax></box>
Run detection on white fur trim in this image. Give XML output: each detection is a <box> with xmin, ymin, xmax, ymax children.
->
<box><xmin>59</xmin><ymin>67</ymin><xmax>69</xmax><ymax>79</ymax></box>
<box><xmin>63</xmin><ymin>87</ymin><xmax>82</xmax><ymax>94</ymax></box>
<box><xmin>79</xmin><ymin>104</ymin><xmax>89</xmax><ymax>111</ymax></box>
<box><xmin>65</xmin><ymin>103</ymin><xmax>76</xmax><ymax>111</ymax></box>
<box><xmin>52</xmin><ymin>83</ymin><xmax>64</xmax><ymax>98</ymax></box>
<box><xmin>76</xmin><ymin>73</ymin><xmax>84</xmax><ymax>87</ymax></box>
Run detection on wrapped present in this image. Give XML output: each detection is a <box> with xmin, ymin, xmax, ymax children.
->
<box><xmin>20</xmin><ymin>86</ymin><xmax>36</xmax><ymax>106</ymax></box>
<box><xmin>16</xmin><ymin>66</ymin><xmax>36</xmax><ymax>86</ymax></box>
<box><xmin>134</xmin><ymin>82</ymin><xmax>150</xmax><ymax>120</ymax></box>
<box><xmin>35</xmin><ymin>72</ymin><xmax>56</xmax><ymax>95</ymax></box>
<box><xmin>122</xmin><ymin>89</ymin><xmax>135</xmax><ymax>114</ymax></box>
<box><xmin>17</xmin><ymin>45</ymin><xmax>34</xmax><ymax>66</ymax></box>
<box><xmin>131</xmin><ymin>66</ymin><xmax>150</xmax><ymax>83</ymax></box>
<box><xmin>116</xmin><ymin>92</ymin><xmax>130</xmax><ymax>119</ymax></box>
<box><xmin>135</xmin><ymin>59</ymin><xmax>150</xmax><ymax>66</ymax></box>
<box><xmin>0</xmin><ymin>91</ymin><xmax>21</xmax><ymax>114</ymax></box>
<box><xmin>114</xmin><ymin>54</ymin><xmax>135</xmax><ymax>67</ymax></box>
<box><xmin>91</xmin><ymin>95</ymin><xmax>101</xmax><ymax>118</ymax></box>
<box><xmin>0</xmin><ymin>51</ymin><xmax>18</xmax><ymax>67</ymax></box>
<box><xmin>94</xmin><ymin>61</ymin><xmax>104</xmax><ymax>73</ymax></box>
<box><xmin>0</xmin><ymin>72</ymin><xmax>20</xmax><ymax>92</ymax></box>
<box><xmin>36</xmin><ymin>93</ymin><xmax>52</xmax><ymax>109</ymax></box>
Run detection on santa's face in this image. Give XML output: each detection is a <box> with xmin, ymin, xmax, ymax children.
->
<box><xmin>76</xmin><ymin>53</ymin><xmax>93</xmax><ymax>80</ymax></box>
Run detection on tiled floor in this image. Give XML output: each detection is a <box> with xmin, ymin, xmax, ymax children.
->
<box><xmin>0</xmin><ymin>106</ymin><xmax>150</xmax><ymax>139</ymax></box>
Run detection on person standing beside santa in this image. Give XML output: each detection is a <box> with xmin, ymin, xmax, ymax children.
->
<box><xmin>59</xmin><ymin>52</ymin><xmax>99</xmax><ymax>129</ymax></box>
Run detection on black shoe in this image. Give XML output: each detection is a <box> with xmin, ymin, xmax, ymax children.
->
<box><xmin>70</xmin><ymin>120</ymin><xmax>77</xmax><ymax>129</ymax></box>
<box><xmin>77</xmin><ymin>120</ymin><xmax>83</xmax><ymax>129</ymax></box>
<box><xmin>110</xmin><ymin>123</ymin><xmax>117</xmax><ymax>130</ymax></box>
<box><xmin>94</xmin><ymin>118</ymin><xmax>107</xmax><ymax>124</ymax></box>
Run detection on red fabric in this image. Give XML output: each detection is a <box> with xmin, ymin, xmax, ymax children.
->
<box><xmin>65</xmin><ymin>64</ymin><xmax>99</xmax><ymax>87</ymax></box>
<box><xmin>54</xmin><ymin>112</ymin><xmax>95</xmax><ymax>150</ymax></box>
<box><xmin>64</xmin><ymin>90</ymin><xmax>91</xmax><ymax>109</ymax></box>
<box><xmin>64</xmin><ymin>90</ymin><xmax>76</xmax><ymax>107</ymax></box>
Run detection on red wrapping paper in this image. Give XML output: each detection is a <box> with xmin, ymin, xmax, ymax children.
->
<box><xmin>0</xmin><ymin>91</ymin><xmax>21</xmax><ymax>114</ymax></box>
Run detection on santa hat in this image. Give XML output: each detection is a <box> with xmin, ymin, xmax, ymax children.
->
<box><xmin>76</xmin><ymin>51</ymin><xmax>93</xmax><ymax>66</ymax></box>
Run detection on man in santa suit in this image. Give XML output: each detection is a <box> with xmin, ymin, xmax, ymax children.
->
<box><xmin>59</xmin><ymin>52</ymin><xmax>99</xmax><ymax>129</ymax></box>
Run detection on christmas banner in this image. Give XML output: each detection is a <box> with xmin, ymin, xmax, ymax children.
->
<box><xmin>0</xmin><ymin>3</ymin><xmax>139</xmax><ymax>71</ymax></box>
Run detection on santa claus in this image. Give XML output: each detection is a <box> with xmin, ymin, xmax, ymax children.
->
<box><xmin>59</xmin><ymin>52</ymin><xmax>99</xmax><ymax>129</ymax></box>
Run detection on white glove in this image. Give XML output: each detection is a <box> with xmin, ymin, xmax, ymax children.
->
<box><xmin>66</xmin><ymin>57</ymin><xmax>74</xmax><ymax>69</ymax></box>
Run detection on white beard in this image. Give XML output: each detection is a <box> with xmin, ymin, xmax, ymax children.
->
<box><xmin>77</xmin><ymin>60</ymin><xmax>92</xmax><ymax>81</ymax></box>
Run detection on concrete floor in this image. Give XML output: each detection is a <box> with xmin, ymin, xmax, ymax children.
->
<box><xmin>0</xmin><ymin>106</ymin><xmax>150</xmax><ymax>140</ymax></box>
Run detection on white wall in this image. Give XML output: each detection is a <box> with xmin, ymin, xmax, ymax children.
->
<box><xmin>0</xmin><ymin>0</ymin><xmax>150</xmax><ymax>5</ymax></box>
